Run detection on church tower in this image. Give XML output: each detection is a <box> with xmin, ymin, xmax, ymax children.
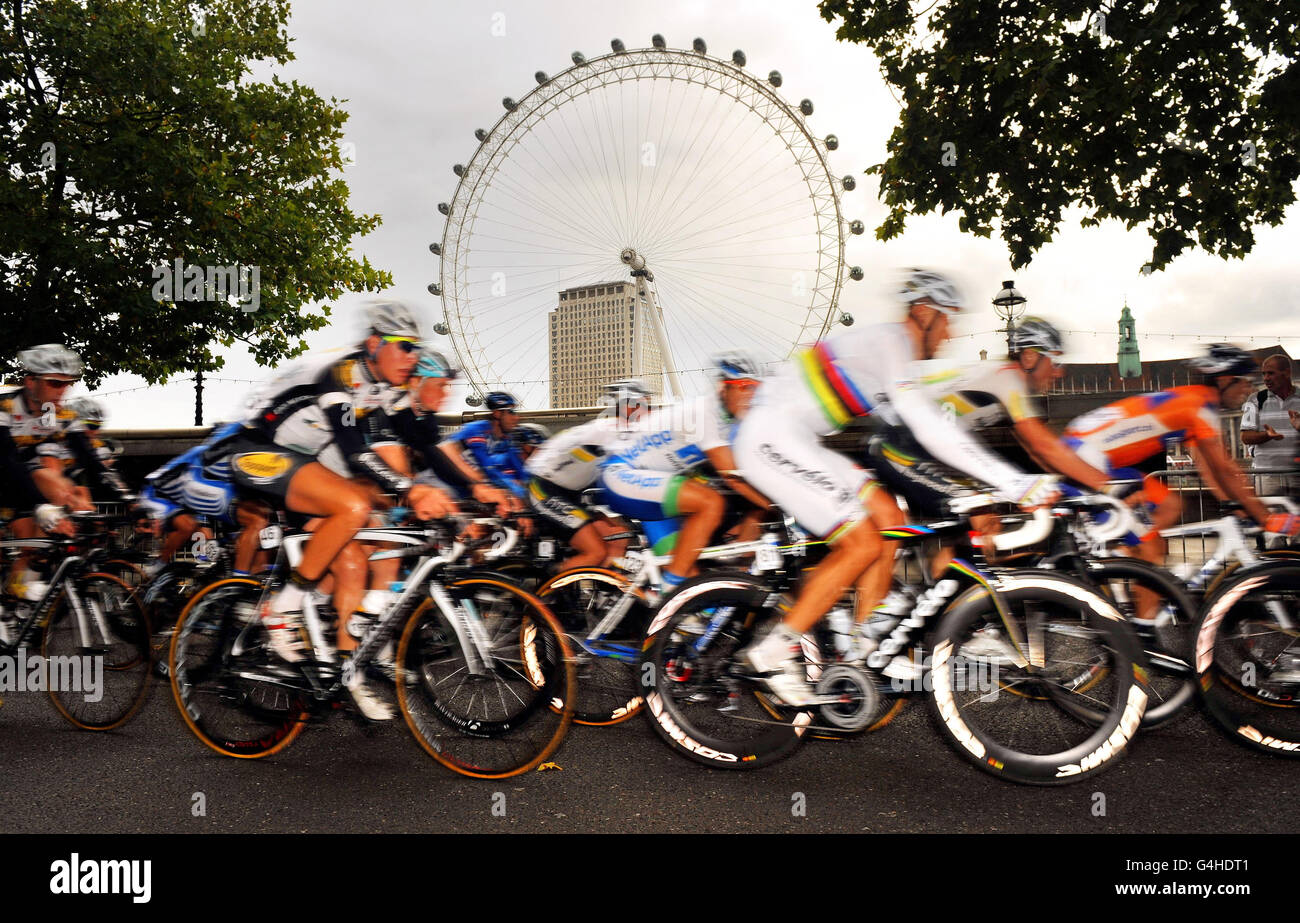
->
<box><xmin>1117</xmin><ymin>302</ymin><xmax>1141</xmax><ymax>378</ymax></box>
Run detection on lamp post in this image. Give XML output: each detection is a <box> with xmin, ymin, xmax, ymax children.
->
<box><xmin>992</xmin><ymin>280</ymin><xmax>1027</xmax><ymax>356</ymax></box>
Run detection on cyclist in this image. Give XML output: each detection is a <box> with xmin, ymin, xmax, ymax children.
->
<box><xmin>2</xmin><ymin>345</ymin><xmax>135</xmax><ymax>599</ymax></box>
<box><xmin>523</xmin><ymin>380</ymin><xmax>643</xmax><ymax>571</ymax></box>
<box><xmin>216</xmin><ymin>300</ymin><xmax>454</xmax><ymax>718</ymax></box>
<box><xmin>598</xmin><ymin>357</ymin><xmax>769</xmax><ymax>594</ymax></box>
<box><xmin>510</xmin><ymin>423</ymin><xmax>550</xmax><ymax>465</ymax></box>
<box><xmin>440</xmin><ymin>391</ymin><xmax>530</xmax><ymax>501</ymax></box>
<box><xmin>1062</xmin><ymin>343</ymin><xmax>1273</xmax><ymax>572</ymax></box>
<box><xmin>136</xmin><ymin>422</ymin><xmax>277</xmax><ymax>576</ymax></box>
<box><xmin>732</xmin><ymin>269</ymin><xmax>1058</xmax><ymax>704</ymax></box>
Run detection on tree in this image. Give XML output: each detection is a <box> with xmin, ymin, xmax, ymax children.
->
<box><xmin>0</xmin><ymin>0</ymin><xmax>390</xmax><ymax>385</ymax></box>
<box><xmin>819</xmin><ymin>0</ymin><xmax>1299</xmax><ymax>271</ymax></box>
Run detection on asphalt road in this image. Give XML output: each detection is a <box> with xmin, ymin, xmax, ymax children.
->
<box><xmin>1</xmin><ymin>672</ymin><xmax>1295</xmax><ymax>835</ymax></box>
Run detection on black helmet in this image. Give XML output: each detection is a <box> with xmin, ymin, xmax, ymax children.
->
<box><xmin>1010</xmin><ymin>317</ymin><xmax>1065</xmax><ymax>357</ymax></box>
<box><xmin>1186</xmin><ymin>344</ymin><xmax>1258</xmax><ymax>379</ymax></box>
<box><xmin>484</xmin><ymin>391</ymin><xmax>518</xmax><ymax>411</ymax></box>
<box><xmin>512</xmin><ymin>423</ymin><xmax>550</xmax><ymax>446</ymax></box>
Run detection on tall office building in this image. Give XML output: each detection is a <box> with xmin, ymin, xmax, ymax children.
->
<box><xmin>548</xmin><ymin>280</ymin><xmax>665</xmax><ymax>408</ymax></box>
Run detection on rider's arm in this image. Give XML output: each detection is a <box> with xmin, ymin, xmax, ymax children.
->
<box><xmin>890</xmin><ymin>384</ymin><xmax>1042</xmax><ymax>503</ymax></box>
<box><xmin>319</xmin><ymin>388</ymin><xmax>412</xmax><ymax>496</ymax></box>
<box><xmin>705</xmin><ymin>445</ymin><xmax>771</xmax><ymax>509</ymax></box>
<box><xmin>1011</xmin><ymin>417</ymin><xmax>1110</xmax><ymax>492</ymax></box>
<box><xmin>1190</xmin><ymin>437</ymin><xmax>1271</xmax><ymax>524</ymax></box>
<box><xmin>443</xmin><ymin>422</ymin><xmax>527</xmax><ymax>499</ymax></box>
<box><xmin>67</xmin><ymin>429</ymin><xmax>135</xmax><ymax>501</ymax></box>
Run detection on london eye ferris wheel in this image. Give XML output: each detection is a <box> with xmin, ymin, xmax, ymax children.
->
<box><xmin>429</xmin><ymin>35</ymin><xmax>865</xmax><ymax>408</ymax></box>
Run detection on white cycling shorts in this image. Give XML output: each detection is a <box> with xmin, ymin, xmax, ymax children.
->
<box><xmin>733</xmin><ymin>404</ymin><xmax>873</xmax><ymax>541</ymax></box>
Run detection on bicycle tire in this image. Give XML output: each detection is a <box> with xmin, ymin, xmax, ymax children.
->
<box><xmin>1066</xmin><ymin>557</ymin><xmax>1198</xmax><ymax>729</ymax></box>
<box><xmin>537</xmin><ymin>567</ymin><xmax>649</xmax><ymax>725</ymax></box>
<box><xmin>927</xmin><ymin>571</ymin><xmax>1149</xmax><ymax>785</ymax></box>
<box><xmin>169</xmin><ymin>577</ymin><xmax>308</xmax><ymax>758</ymax></box>
<box><xmin>42</xmin><ymin>572</ymin><xmax>153</xmax><ymax>731</ymax></box>
<box><xmin>1194</xmin><ymin>564</ymin><xmax>1300</xmax><ymax>757</ymax></box>
<box><xmin>1203</xmin><ymin>549</ymin><xmax>1300</xmax><ymax>600</ymax></box>
<box><xmin>396</xmin><ymin>577</ymin><xmax>575</xmax><ymax>779</ymax></box>
<box><xmin>638</xmin><ymin>572</ymin><xmax>813</xmax><ymax>770</ymax></box>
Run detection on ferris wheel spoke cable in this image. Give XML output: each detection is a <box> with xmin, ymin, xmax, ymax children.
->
<box><xmin>645</xmin><ymin>143</ymin><xmax>807</xmax><ymax>250</ymax></box>
<box><xmin>648</xmin><ymin>194</ymin><xmax>821</xmax><ymax>258</ymax></box>
<box><xmin>590</xmin><ymin>78</ymin><xmax>633</xmax><ymax>244</ymax></box>
<box><xmin>654</xmin><ymin>283</ymin><xmax>793</xmax><ymax>363</ymax></box>
<box><xmin>638</xmin><ymin>91</ymin><xmax>772</xmax><ymax>245</ymax></box>
<box><xmin>654</xmin><ymin>274</ymin><xmax>797</xmax><ymax>352</ymax></box>
<box><xmin>477</xmin><ymin>175</ymin><xmax>620</xmax><ymax>255</ymax></box>
<box><xmin>509</xmin><ymin>126</ymin><xmax>627</xmax><ymax>248</ymax></box>
<box><xmin>660</xmin><ymin>273</ymin><xmax>821</xmax><ymax>338</ymax></box>
<box><xmin>634</xmin><ymin>72</ymin><xmax>715</xmax><ymax>240</ymax></box>
<box><xmin>636</xmin><ymin>66</ymin><xmax>691</xmax><ymax>239</ymax></box>
<box><xmin>565</xmin><ymin>91</ymin><xmax>633</xmax><ymax>244</ymax></box>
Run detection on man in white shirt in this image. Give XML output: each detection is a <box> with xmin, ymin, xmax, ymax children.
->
<box><xmin>1241</xmin><ymin>353</ymin><xmax>1300</xmax><ymax>500</ymax></box>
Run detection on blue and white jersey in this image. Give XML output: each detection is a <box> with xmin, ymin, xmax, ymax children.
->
<box><xmin>603</xmin><ymin>396</ymin><xmax>730</xmax><ymax>472</ymax></box>
<box><xmin>442</xmin><ymin>418</ymin><xmax>528</xmax><ymax>497</ymax></box>
<box><xmin>144</xmin><ymin>422</ymin><xmax>243</xmax><ymax>523</ymax></box>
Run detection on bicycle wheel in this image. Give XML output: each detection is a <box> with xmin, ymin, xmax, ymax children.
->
<box><xmin>396</xmin><ymin>577</ymin><xmax>575</xmax><ymax>779</ymax></box>
<box><xmin>169</xmin><ymin>577</ymin><xmax>308</xmax><ymax>758</ymax></box>
<box><xmin>1195</xmin><ymin>565</ymin><xmax>1300</xmax><ymax>756</ymax></box>
<box><xmin>1203</xmin><ymin>549</ymin><xmax>1300</xmax><ymax>599</ymax></box>
<box><xmin>42</xmin><ymin>572</ymin><xmax>153</xmax><ymax>730</ymax></box>
<box><xmin>638</xmin><ymin>572</ymin><xmax>812</xmax><ymax>770</ymax></box>
<box><xmin>1072</xmin><ymin>558</ymin><xmax>1198</xmax><ymax>728</ymax></box>
<box><xmin>927</xmin><ymin>572</ymin><xmax>1149</xmax><ymax>784</ymax></box>
<box><xmin>538</xmin><ymin>567</ymin><xmax>650</xmax><ymax>725</ymax></box>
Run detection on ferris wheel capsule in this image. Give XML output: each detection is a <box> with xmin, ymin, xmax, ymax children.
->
<box><xmin>732</xmin><ymin>50</ymin><xmax>746</xmax><ymax>66</ymax></box>
<box><xmin>428</xmin><ymin>283</ymin><xmax>441</xmax><ymax>296</ymax></box>
<box><xmin>535</xmin><ymin>71</ymin><xmax>548</xmax><ymax>85</ymax></box>
<box><xmin>453</xmin><ymin>164</ymin><xmax>464</xmax><ymax>177</ymax></box>
<box><xmin>692</xmin><ymin>38</ymin><xmax>707</xmax><ymax>54</ymax></box>
<box><xmin>800</xmin><ymin>99</ymin><xmax>814</xmax><ymax>116</ymax></box>
<box><xmin>652</xmin><ymin>34</ymin><xmax>666</xmax><ymax>49</ymax></box>
<box><xmin>474</xmin><ymin>128</ymin><xmax>487</xmax><ymax>142</ymax></box>
<box><xmin>571</xmin><ymin>51</ymin><xmax>586</xmax><ymax>65</ymax></box>
<box><xmin>825</xmin><ymin>134</ymin><xmax>839</xmax><ymax>150</ymax></box>
<box><xmin>429</xmin><ymin>242</ymin><xmax>441</xmax><ymax>255</ymax></box>
<box><xmin>503</xmin><ymin>97</ymin><xmax>518</xmax><ymax>112</ymax></box>
<box><xmin>611</xmin><ymin>38</ymin><xmax>625</xmax><ymax>53</ymax></box>
<box><xmin>437</xmin><ymin>202</ymin><xmax>450</xmax><ymax>216</ymax></box>
<box><xmin>842</xmin><ymin>175</ymin><xmax>856</xmax><ymax>191</ymax></box>
<box><xmin>768</xmin><ymin>70</ymin><xmax>782</xmax><ymax>87</ymax></box>
<box><xmin>849</xmin><ymin>220</ymin><xmax>865</xmax><ymax>235</ymax></box>
<box><xmin>849</xmin><ymin>266</ymin><xmax>864</xmax><ymax>281</ymax></box>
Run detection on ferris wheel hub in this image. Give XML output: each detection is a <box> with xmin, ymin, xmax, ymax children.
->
<box><xmin>619</xmin><ymin>248</ymin><xmax>646</xmax><ymax>272</ymax></box>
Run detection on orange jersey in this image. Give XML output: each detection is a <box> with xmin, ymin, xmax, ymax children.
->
<box><xmin>1063</xmin><ymin>386</ymin><xmax>1221</xmax><ymax>469</ymax></box>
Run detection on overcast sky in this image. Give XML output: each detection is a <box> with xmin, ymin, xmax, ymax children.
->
<box><xmin>89</xmin><ymin>0</ymin><xmax>1300</xmax><ymax>428</ymax></box>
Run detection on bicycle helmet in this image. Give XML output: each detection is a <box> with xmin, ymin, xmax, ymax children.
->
<box><xmin>412</xmin><ymin>346</ymin><xmax>458</xmax><ymax>380</ymax></box>
<box><xmin>897</xmin><ymin>269</ymin><xmax>964</xmax><ymax>314</ymax></box>
<box><xmin>1186</xmin><ymin>344</ymin><xmax>1258</xmax><ymax>379</ymax></box>
<box><xmin>484</xmin><ymin>391</ymin><xmax>518</xmax><ymax>411</ymax></box>
<box><xmin>1009</xmin><ymin>317</ymin><xmax>1065</xmax><ymax>357</ymax></box>
<box><xmin>363</xmin><ymin>299</ymin><xmax>423</xmax><ymax>339</ymax></box>
<box><xmin>65</xmin><ymin>396</ymin><xmax>107</xmax><ymax>425</ymax></box>
<box><xmin>711</xmin><ymin>351</ymin><xmax>761</xmax><ymax>382</ymax></box>
<box><xmin>512</xmin><ymin>423</ymin><xmax>550</xmax><ymax>446</ymax></box>
<box><xmin>18</xmin><ymin>344</ymin><xmax>83</xmax><ymax>379</ymax></box>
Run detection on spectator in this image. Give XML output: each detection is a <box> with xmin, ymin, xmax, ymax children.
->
<box><xmin>1241</xmin><ymin>353</ymin><xmax>1300</xmax><ymax>499</ymax></box>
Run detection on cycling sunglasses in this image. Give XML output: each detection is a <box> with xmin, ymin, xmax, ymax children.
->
<box><xmin>381</xmin><ymin>336</ymin><xmax>420</xmax><ymax>354</ymax></box>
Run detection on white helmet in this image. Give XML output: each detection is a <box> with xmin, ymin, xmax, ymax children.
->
<box><xmin>18</xmin><ymin>344</ymin><xmax>83</xmax><ymax>379</ymax></box>
<box><xmin>363</xmin><ymin>299</ymin><xmax>424</xmax><ymax>339</ymax></box>
<box><xmin>897</xmin><ymin>269</ymin><xmax>964</xmax><ymax>315</ymax></box>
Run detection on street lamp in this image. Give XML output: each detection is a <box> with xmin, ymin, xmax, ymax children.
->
<box><xmin>992</xmin><ymin>280</ymin><xmax>1026</xmax><ymax>356</ymax></box>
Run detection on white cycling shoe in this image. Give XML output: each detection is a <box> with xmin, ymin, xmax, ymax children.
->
<box><xmin>739</xmin><ymin>625</ymin><xmax>816</xmax><ymax>707</ymax></box>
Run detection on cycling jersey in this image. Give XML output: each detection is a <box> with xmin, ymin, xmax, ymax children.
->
<box><xmin>143</xmin><ymin>423</ymin><xmax>243</xmax><ymax>525</ymax></box>
<box><xmin>522</xmin><ymin>416</ymin><xmax>622</xmax><ymax>535</ymax></box>
<box><xmin>1062</xmin><ymin>386</ymin><xmax>1221</xmax><ymax>470</ymax></box>
<box><xmin>231</xmin><ymin>348</ymin><xmax>412</xmax><ymax>497</ymax></box>
<box><xmin>441</xmin><ymin>419</ymin><xmax>528</xmax><ymax>498</ymax></box>
<box><xmin>525</xmin><ymin>416</ymin><xmax>621</xmax><ymax>491</ymax></box>
<box><xmin>736</xmin><ymin>323</ymin><xmax>1034</xmax><ymax>538</ymax></box>
<box><xmin>922</xmin><ymin>360</ymin><xmax>1040</xmax><ymax>430</ymax></box>
<box><xmin>0</xmin><ymin>385</ymin><xmax>132</xmax><ymax>514</ymax></box>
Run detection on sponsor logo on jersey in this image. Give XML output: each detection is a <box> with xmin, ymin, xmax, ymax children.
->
<box><xmin>757</xmin><ymin>443</ymin><xmax>852</xmax><ymax>502</ymax></box>
<box><xmin>233</xmin><ymin>451</ymin><xmax>292</xmax><ymax>481</ymax></box>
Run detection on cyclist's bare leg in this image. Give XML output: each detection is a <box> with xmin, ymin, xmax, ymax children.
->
<box><xmin>664</xmin><ymin>480</ymin><xmax>725</xmax><ymax>580</ymax></box>
<box><xmin>1124</xmin><ymin>491</ymin><xmax>1180</xmax><ymax>619</ymax></box>
<box><xmin>785</xmin><ymin>517</ymin><xmax>883</xmax><ymax>634</ymax></box>
<box><xmin>233</xmin><ymin>500</ymin><xmax>270</xmax><ymax>572</ymax></box>
<box><xmin>853</xmin><ymin>488</ymin><xmax>904</xmax><ymax>622</ymax></box>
